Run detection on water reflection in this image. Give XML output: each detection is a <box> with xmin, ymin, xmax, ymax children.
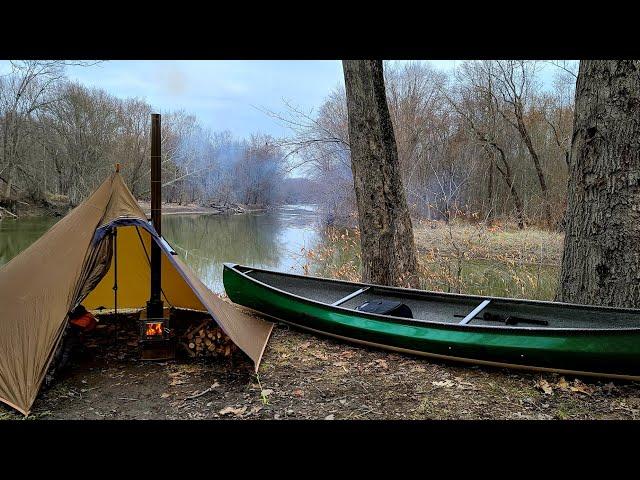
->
<box><xmin>0</xmin><ymin>216</ymin><xmax>59</xmax><ymax>266</ymax></box>
<box><xmin>155</xmin><ymin>205</ymin><xmax>321</xmax><ymax>292</ymax></box>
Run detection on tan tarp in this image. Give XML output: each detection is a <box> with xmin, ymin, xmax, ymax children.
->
<box><xmin>0</xmin><ymin>172</ymin><xmax>273</xmax><ymax>415</ymax></box>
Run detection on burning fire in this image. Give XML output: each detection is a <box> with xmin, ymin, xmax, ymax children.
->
<box><xmin>145</xmin><ymin>322</ymin><xmax>164</xmax><ymax>337</ymax></box>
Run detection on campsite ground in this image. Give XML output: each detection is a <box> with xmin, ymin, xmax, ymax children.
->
<box><xmin>3</xmin><ymin>317</ymin><xmax>640</xmax><ymax>420</ymax></box>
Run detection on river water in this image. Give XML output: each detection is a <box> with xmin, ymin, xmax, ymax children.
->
<box><xmin>0</xmin><ymin>205</ymin><xmax>322</xmax><ymax>293</ymax></box>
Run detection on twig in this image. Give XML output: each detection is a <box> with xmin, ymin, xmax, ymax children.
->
<box><xmin>184</xmin><ymin>384</ymin><xmax>218</xmax><ymax>400</ymax></box>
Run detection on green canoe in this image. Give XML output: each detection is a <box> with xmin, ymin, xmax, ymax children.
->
<box><xmin>223</xmin><ymin>263</ymin><xmax>640</xmax><ymax>380</ymax></box>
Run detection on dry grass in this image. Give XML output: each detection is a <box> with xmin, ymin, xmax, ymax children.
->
<box><xmin>301</xmin><ymin>220</ymin><xmax>564</xmax><ymax>301</ymax></box>
<box><xmin>413</xmin><ymin>219</ymin><xmax>564</xmax><ymax>266</ymax></box>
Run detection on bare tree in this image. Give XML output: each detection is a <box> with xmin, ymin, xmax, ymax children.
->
<box><xmin>490</xmin><ymin>60</ymin><xmax>552</xmax><ymax>226</ymax></box>
<box><xmin>448</xmin><ymin>62</ymin><xmax>526</xmax><ymax>228</ymax></box>
<box><xmin>342</xmin><ymin>60</ymin><xmax>419</xmax><ymax>288</ymax></box>
<box><xmin>0</xmin><ymin>61</ymin><xmax>66</xmax><ymax>198</ymax></box>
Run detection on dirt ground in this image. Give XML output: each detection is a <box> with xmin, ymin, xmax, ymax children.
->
<box><xmin>3</xmin><ymin>313</ymin><xmax>640</xmax><ymax>420</ymax></box>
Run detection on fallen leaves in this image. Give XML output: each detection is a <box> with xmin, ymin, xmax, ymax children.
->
<box><xmin>556</xmin><ymin>377</ymin><xmax>569</xmax><ymax>390</ymax></box>
<box><xmin>453</xmin><ymin>377</ymin><xmax>480</xmax><ymax>391</ymax></box>
<box><xmin>333</xmin><ymin>361</ymin><xmax>349</xmax><ymax>372</ymax></box>
<box><xmin>339</xmin><ymin>350</ymin><xmax>355</xmax><ymax>359</ymax></box>
<box><xmin>168</xmin><ymin>372</ymin><xmax>188</xmax><ymax>386</ymax></box>
<box><xmin>217</xmin><ymin>405</ymin><xmax>263</xmax><ymax>418</ymax></box>
<box><xmin>567</xmin><ymin>380</ymin><xmax>593</xmax><ymax>396</ymax></box>
<box><xmin>375</xmin><ymin>359</ymin><xmax>389</xmax><ymax>370</ymax></box>
<box><xmin>219</xmin><ymin>406</ymin><xmax>247</xmax><ymax>416</ymax></box>
<box><xmin>535</xmin><ymin>377</ymin><xmax>594</xmax><ymax>396</ymax></box>
<box><xmin>536</xmin><ymin>379</ymin><xmax>554</xmax><ymax>395</ymax></box>
<box><xmin>432</xmin><ymin>379</ymin><xmax>455</xmax><ymax>388</ymax></box>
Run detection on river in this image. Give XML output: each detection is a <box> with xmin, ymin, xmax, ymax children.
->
<box><xmin>0</xmin><ymin>205</ymin><xmax>322</xmax><ymax>293</ymax></box>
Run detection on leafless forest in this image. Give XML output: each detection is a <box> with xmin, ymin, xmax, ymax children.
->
<box><xmin>0</xmin><ymin>61</ymin><xmax>288</xmax><ymax>210</ymax></box>
<box><xmin>276</xmin><ymin>60</ymin><xmax>576</xmax><ymax>229</ymax></box>
<box><xmin>1</xmin><ymin>60</ymin><xmax>576</xmax><ymax>228</ymax></box>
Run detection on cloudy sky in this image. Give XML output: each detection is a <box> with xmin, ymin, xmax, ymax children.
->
<box><xmin>62</xmin><ymin>61</ymin><xmax>461</xmax><ymax>138</ymax></box>
<box><xmin>3</xmin><ymin>60</ymin><xmax>562</xmax><ymax>139</ymax></box>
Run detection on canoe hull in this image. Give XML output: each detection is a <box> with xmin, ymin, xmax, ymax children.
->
<box><xmin>223</xmin><ymin>264</ymin><xmax>640</xmax><ymax>380</ymax></box>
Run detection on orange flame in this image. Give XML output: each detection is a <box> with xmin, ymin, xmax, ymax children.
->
<box><xmin>145</xmin><ymin>322</ymin><xmax>164</xmax><ymax>336</ymax></box>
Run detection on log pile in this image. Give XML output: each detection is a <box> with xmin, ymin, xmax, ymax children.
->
<box><xmin>180</xmin><ymin>319</ymin><xmax>238</xmax><ymax>358</ymax></box>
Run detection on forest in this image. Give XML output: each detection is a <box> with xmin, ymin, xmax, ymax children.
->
<box><xmin>0</xmin><ymin>60</ymin><xmax>288</xmax><ymax>210</ymax></box>
<box><xmin>274</xmin><ymin>60</ymin><xmax>576</xmax><ymax>228</ymax></box>
<box><xmin>1</xmin><ymin>60</ymin><xmax>576</xmax><ymax>227</ymax></box>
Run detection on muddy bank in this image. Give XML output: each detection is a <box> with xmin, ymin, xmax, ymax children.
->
<box><xmin>0</xmin><ymin>198</ymin><xmax>69</xmax><ymax>219</ymax></box>
<box><xmin>137</xmin><ymin>201</ymin><xmax>266</xmax><ymax>216</ymax></box>
<box><xmin>0</xmin><ymin>200</ymin><xmax>266</xmax><ymax>220</ymax></box>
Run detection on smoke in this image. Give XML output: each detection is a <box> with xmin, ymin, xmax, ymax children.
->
<box><xmin>162</xmin><ymin>66</ymin><xmax>188</xmax><ymax>96</ymax></box>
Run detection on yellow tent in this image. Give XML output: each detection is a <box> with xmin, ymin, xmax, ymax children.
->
<box><xmin>0</xmin><ymin>171</ymin><xmax>273</xmax><ymax>415</ymax></box>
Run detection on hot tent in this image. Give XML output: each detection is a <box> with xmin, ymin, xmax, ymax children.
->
<box><xmin>0</xmin><ymin>171</ymin><xmax>273</xmax><ymax>415</ymax></box>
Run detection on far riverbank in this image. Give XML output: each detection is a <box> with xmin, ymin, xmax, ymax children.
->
<box><xmin>137</xmin><ymin>201</ymin><xmax>267</xmax><ymax>216</ymax></box>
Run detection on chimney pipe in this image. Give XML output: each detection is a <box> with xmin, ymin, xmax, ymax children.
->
<box><xmin>147</xmin><ymin>113</ymin><xmax>163</xmax><ymax>319</ymax></box>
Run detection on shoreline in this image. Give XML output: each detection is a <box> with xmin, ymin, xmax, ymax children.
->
<box><xmin>137</xmin><ymin>201</ymin><xmax>267</xmax><ymax>216</ymax></box>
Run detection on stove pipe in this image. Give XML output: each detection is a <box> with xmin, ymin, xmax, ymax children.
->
<box><xmin>147</xmin><ymin>113</ymin><xmax>163</xmax><ymax>319</ymax></box>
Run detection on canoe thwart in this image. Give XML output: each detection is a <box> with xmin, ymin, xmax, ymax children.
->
<box><xmin>331</xmin><ymin>287</ymin><xmax>370</xmax><ymax>307</ymax></box>
<box><xmin>453</xmin><ymin>312</ymin><xmax>549</xmax><ymax>326</ymax></box>
<box><xmin>459</xmin><ymin>299</ymin><xmax>491</xmax><ymax>325</ymax></box>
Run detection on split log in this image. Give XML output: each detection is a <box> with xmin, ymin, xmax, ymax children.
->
<box><xmin>181</xmin><ymin>318</ymin><xmax>238</xmax><ymax>358</ymax></box>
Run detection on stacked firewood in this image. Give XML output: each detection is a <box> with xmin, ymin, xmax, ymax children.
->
<box><xmin>181</xmin><ymin>319</ymin><xmax>237</xmax><ymax>358</ymax></box>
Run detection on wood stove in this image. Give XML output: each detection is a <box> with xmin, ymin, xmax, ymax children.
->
<box><xmin>138</xmin><ymin>113</ymin><xmax>175</xmax><ymax>361</ymax></box>
<box><xmin>139</xmin><ymin>309</ymin><xmax>175</xmax><ymax>360</ymax></box>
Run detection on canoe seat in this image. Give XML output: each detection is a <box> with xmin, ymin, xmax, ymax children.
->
<box><xmin>459</xmin><ymin>299</ymin><xmax>491</xmax><ymax>325</ymax></box>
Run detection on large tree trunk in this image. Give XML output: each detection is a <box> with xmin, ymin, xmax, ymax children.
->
<box><xmin>557</xmin><ymin>60</ymin><xmax>640</xmax><ymax>307</ymax></box>
<box><xmin>342</xmin><ymin>60</ymin><xmax>419</xmax><ymax>288</ymax></box>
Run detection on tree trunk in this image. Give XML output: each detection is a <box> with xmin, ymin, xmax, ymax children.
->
<box><xmin>515</xmin><ymin>110</ymin><xmax>552</xmax><ymax>226</ymax></box>
<box><xmin>4</xmin><ymin>166</ymin><xmax>14</xmax><ymax>198</ymax></box>
<box><xmin>487</xmin><ymin>160</ymin><xmax>494</xmax><ymax>224</ymax></box>
<box><xmin>342</xmin><ymin>60</ymin><xmax>420</xmax><ymax>288</ymax></box>
<box><xmin>489</xmin><ymin>144</ymin><xmax>525</xmax><ymax>229</ymax></box>
<box><xmin>557</xmin><ymin>60</ymin><xmax>640</xmax><ymax>307</ymax></box>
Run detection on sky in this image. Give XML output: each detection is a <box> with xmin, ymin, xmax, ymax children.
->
<box><xmin>1</xmin><ymin>60</ymin><xmax>564</xmax><ymax>139</ymax></box>
<box><xmin>61</xmin><ymin>60</ymin><xmax>523</xmax><ymax>137</ymax></box>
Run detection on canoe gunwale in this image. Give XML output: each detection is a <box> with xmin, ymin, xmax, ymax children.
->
<box><xmin>223</xmin><ymin>263</ymin><xmax>640</xmax><ymax>335</ymax></box>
